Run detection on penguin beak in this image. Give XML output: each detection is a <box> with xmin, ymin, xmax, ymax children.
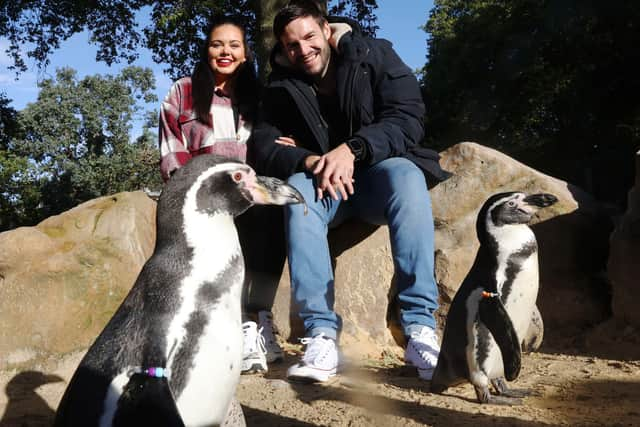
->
<box><xmin>251</xmin><ymin>176</ymin><xmax>307</xmax><ymax>213</ymax></box>
<box><xmin>523</xmin><ymin>193</ymin><xmax>558</xmax><ymax>208</ymax></box>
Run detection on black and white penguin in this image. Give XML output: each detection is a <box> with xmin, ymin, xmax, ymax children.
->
<box><xmin>54</xmin><ymin>154</ymin><xmax>305</xmax><ymax>426</ymax></box>
<box><xmin>431</xmin><ymin>191</ymin><xmax>557</xmax><ymax>404</ymax></box>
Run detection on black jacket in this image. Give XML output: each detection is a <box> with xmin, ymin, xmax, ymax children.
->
<box><xmin>249</xmin><ymin>20</ymin><xmax>451</xmax><ymax>188</ymax></box>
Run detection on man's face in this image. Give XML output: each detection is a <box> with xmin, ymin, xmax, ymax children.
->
<box><xmin>280</xmin><ymin>16</ymin><xmax>331</xmax><ymax>77</ymax></box>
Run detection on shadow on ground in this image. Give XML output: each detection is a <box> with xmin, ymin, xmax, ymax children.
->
<box><xmin>285</xmin><ymin>379</ymin><xmax>552</xmax><ymax>426</ymax></box>
<box><xmin>0</xmin><ymin>370</ymin><xmax>62</xmax><ymax>427</ymax></box>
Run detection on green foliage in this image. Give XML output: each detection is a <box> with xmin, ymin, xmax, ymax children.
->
<box><xmin>1</xmin><ymin>67</ymin><xmax>162</xmax><ymax>231</ymax></box>
<box><xmin>1</xmin><ymin>93</ymin><xmax>18</xmax><ymax>147</ymax></box>
<box><xmin>1</xmin><ymin>0</ymin><xmax>378</xmax><ymax>80</ymax></box>
<box><xmin>422</xmin><ymin>0</ymin><xmax>640</xmax><ymax>204</ymax></box>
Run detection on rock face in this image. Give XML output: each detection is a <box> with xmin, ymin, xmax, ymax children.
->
<box><xmin>0</xmin><ymin>191</ymin><xmax>156</xmax><ymax>370</ymax></box>
<box><xmin>0</xmin><ymin>143</ymin><xmax>614</xmax><ymax>367</ymax></box>
<box><xmin>272</xmin><ymin>142</ymin><xmax>611</xmax><ymax>357</ymax></box>
<box><xmin>609</xmin><ymin>151</ymin><xmax>640</xmax><ymax>327</ymax></box>
<box><xmin>431</xmin><ymin>143</ymin><xmax>611</xmax><ymax>340</ymax></box>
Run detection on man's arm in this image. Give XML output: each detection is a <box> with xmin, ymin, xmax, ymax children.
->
<box><xmin>353</xmin><ymin>40</ymin><xmax>426</xmax><ymax>165</ymax></box>
<box><xmin>248</xmin><ymin>89</ymin><xmax>317</xmax><ymax>179</ymax></box>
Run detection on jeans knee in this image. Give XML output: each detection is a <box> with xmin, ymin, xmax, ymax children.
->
<box><xmin>382</xmin><ymin>160</ymin><xmax>430</xmax><ymax>207</ymax></box>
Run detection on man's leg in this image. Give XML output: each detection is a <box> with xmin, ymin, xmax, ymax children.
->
<box><xmin>352</xmin><ymin>157</ymin><xmax>439</xmax><ymax>330</ymax></box>
<box><xmin>285</xmin><ymin>172</ymin><xmax>343</xmax><ymax>340</ymax></box>
<box><xmin>351</xmin><ymin>157</ymin><xmax>440</xmax><ymax>380</ymax></box>
<box><xmin>285</xmin><ymin>172</ymin><xmax>343</xmax><ymax>383</ymax></box>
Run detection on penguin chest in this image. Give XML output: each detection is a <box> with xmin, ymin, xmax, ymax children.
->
<box><xmin>165</xmin><ymin>221</ymin><xmax>245</xmax><ymax>426</ymax></box>
<box><xmin>172</xmin><ymin>285</ymin><xmax>243</xmax><ymax>426</ymax></box>
<box><xmin>480</xmin><ymin>252</ymin><xmax>540</xmax><ymax>380</ymax></box>
<box><xmin>501</xmin><ymin>253</ymin><xmax>539</xmax><ymax>338</ymax></box>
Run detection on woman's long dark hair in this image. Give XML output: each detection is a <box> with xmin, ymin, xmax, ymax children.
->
<box><xmin>192</xmin><ymin>16</ymin><xmax>261</xmax><ymax>124</ymax></box>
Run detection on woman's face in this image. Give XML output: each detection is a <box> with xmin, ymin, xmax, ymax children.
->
<box><xmin>207</xmin><ymin>24</ymin><xmax>247</xmax><ymax>86</ymax></box>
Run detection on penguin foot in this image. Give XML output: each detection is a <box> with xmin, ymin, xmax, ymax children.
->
<box><xmin>500</xmin><ymin>388</ymin><xmax>538</xmax><ymax>398</ymax></box>
<box><xmin>491</xmin><ymin>378</ymin><xmax>538</xmax><ymax>398</ymax></box>
<box><xmin>487</xmin><ymin>395</ymin><xmax>524</xmax><ymax>406</ymax></box>
<box><xmin>474</xmin><ymin>385</ymin><xmax>523</xmax><ymax>406</ymax></box>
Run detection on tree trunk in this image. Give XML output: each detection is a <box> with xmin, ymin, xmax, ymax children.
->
<box><xmin>253</xmin><ymin>0</ymin><xmax>286</xmax><ymax>82</ymax></box>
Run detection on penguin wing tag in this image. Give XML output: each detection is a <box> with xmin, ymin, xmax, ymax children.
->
<box><xmin>478</xmin><ymin>295</ymin><xmax>522</xmax><ymax>381</ymax></box>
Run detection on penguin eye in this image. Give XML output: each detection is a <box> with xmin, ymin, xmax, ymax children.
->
<box><xmin>507</xmin><ymin>200</ymin><xmax>516</xmax><ymax>207</ymax></box>
<box><xmin>232</xmin><ymin>171</ymin><xmax>243</xmax><ymax>182</ymax></box>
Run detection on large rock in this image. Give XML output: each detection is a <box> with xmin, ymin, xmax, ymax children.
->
<box><xmin>272</xmin><ymin>142</ymin><xmax>611</xmax><ymax>357</ymax></box>
<box><xmin>0</xmin><ymin>191</ymin><xmax>156</xmax><ymax>370</ymax></box>
<box><xmin>431</xmin><ymin>143</ymin><xmax>611</xmax><ymax>339</ymax></box>
<box><xmin>609</xmin><ymin>150</ymin><xmax>640</xmax><ymax>327</ymax></box>
<box><xmin>0</xmin><ymin>143</ymin><xmax>613</xmax><ymax>367</ymax></box>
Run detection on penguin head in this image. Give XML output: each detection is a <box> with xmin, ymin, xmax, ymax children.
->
<box><xmin>160</xmin><ymin>155</ymin><xmax>305</xmax><ymax>218</ymax></box>
<box><xmin>477</xmin><ymin>191</ymin><xmax>558</xmax><ymax>240</ymax></box>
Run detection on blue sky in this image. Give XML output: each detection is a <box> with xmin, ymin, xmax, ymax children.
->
<box><xmin>1</xmin><ymin>0</ymin><xmax>433</xmax><ymax>135</ymax></box>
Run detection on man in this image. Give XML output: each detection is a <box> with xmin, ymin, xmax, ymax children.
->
<box><xmin>250</xmin><ymin>0</ymin><xmax>450</xmax><ymax>382</ymax></box>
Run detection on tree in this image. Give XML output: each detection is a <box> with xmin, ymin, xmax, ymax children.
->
<box><xmin>422</xmin><ymin>0</ymin><xmax>640</xmax><ymax>204</ymax></box>
<box><xmin>0</xmin><ymin>93</ymin><xmax>18</xmax><ymax>147</ymax></box>
<box><xmin>1</xmin><ymin>67</ymin><xmax>162</xmax><ymax>230</ymax></box>
<box><xmin>1</xmin><ymin>0</ymin><xmax>378</xmax><ymax>80</ymax></box>
<box><xmin>0</xmin><ymin>93</ymin><xmax>37</xmax><ymax>230</ymax></box>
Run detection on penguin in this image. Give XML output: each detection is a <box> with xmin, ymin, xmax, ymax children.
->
<box><xmin>431</xmin><ymin>191</ymin><xmax>557</xmax><ymax>404</ymax></box>
<box><xmin>54</xmin><ymin>154</ymin><xmax>305</xmax><ymax>426</ymax></box>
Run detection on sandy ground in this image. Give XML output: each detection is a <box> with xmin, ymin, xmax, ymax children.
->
<box><xmin>1</xmin><ymin>334</ymin><xmax>640</xmax><ymax>427</ymax></box>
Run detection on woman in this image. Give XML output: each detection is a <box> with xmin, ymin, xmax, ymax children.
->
<box><xmin>158</xmin><ymin>16</ymin><xmax>287</xmax><ymax>375</ymax></box>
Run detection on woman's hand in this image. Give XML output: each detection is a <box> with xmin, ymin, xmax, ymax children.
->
<box><xmin>275</xmin><ymin>136</ymin><xmax>297</xmax><ymax>146</ymax></box>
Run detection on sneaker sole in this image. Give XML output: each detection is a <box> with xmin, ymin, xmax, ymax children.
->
<box><xmin>286</xmin><ymin>367</ymin><xmax>337</xmax><ymax>383</ymax></box>
<box><xmin>287</xmin><ymin>372</ymin><xmax>336</xmax><ymax>383</ymax></box>
<box><xmin>241</xmin><ymin>363</ymin><xmax>267</xmax><ymax>375</ymax></box>
<box><xmin>404</xmin><ymin>363</ymin><xmax>434</xmax><ymax>381</ymax></box>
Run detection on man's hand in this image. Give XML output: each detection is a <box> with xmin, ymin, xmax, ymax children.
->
<box><xmin>305</xmin><ymin>143</ymin><xmax>355</xmax><ymax>200</ymax></box>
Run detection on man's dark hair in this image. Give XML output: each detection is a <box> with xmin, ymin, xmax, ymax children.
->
<box><xmin>192</xmin><ymin>15</ymin><xmax>260</xmax><ymax>124</ymax></box>
<box><xmin>273</xmin><ymin>0</ymin><xmax>327</xmax><ymax>41</ymax></box>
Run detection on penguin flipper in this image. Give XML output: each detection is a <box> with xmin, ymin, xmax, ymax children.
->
<box><xmin>478</xmin><ymin>296</ymin><xmax>521</xmax><ymax>381</ymax></box>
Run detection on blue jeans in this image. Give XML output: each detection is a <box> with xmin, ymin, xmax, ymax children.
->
<box><xmin>285</xmin><ymin>157</ymin><xmax>438</xmax><ymax>341</ymax></box>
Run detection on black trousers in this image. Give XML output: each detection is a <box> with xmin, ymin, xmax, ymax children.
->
<box><xmin>235</xmin><ymin>205</ymin><xmax>286</xmax><ymax>314</ymax></box>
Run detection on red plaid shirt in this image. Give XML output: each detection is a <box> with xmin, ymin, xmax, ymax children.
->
<box><xmin>159</xmin><ymin>77</ymin><xmax>252</xmax><ymax>181</ymax></box>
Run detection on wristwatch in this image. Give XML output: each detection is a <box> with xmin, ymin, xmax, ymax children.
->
<box><xmin>345</xmin><ymin>138</ymin><xmax>367</xmax><ymax>162</ymax></box>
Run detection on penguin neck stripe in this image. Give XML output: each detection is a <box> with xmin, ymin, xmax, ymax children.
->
<box><xmin>127</xmin><ymin>366</ymin><xmax>171</xmax><ymax>378</ymax></box>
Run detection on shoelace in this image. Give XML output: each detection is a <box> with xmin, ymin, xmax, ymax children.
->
<box><xmin>243</xmin><ymin>324</ymin><xmax>266</xmax><ymax>353</ymax></box>
<box><xmin>256</xmin><ymin>326</ymin><xmax>267</xmax><ymax>353</ymax></box>
<box><xmin>300</xmin><ymin>333</ymin><xmax>334</xmax><ymax>364</ymax></box>
<box><xmin>410</xmin><ymin>330</ymin><xmax>440</xmax><ymax>362</ymax></box>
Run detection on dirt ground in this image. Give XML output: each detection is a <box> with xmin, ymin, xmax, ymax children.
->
<box><xmin>1</xmin><ymin>328</ymin><xmax>640</xmax><ymax>427</ymax></box>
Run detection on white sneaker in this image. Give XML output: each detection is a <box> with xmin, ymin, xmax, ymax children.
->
<box><xmin>241</xmin><ymin>321</ymin><xmax>267</xmax><ymax>374</ymax></box>
<box><xmin>287</xmin><ymin>333</ymin><xmax>339</xmax><ymax>382</ymax></box>
<box><xmin>258</xmin><ymin>311</ymin><xmax>284</xmax><ymax>363</ymax></box>
<box><xmin>404</xmin><ymin>326</ymin><xmax>440</xmax><ymax>380</ymax></box>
